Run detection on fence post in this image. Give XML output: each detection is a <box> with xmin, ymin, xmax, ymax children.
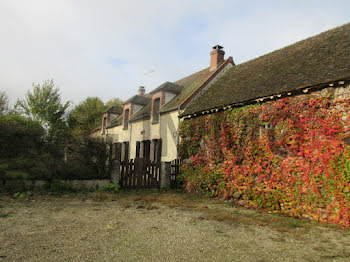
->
<box><xmin>160</xmin><ymin>161</ymin><xmax>171</xmax><ymax>188</ymax></box>
<box><xmin>111</xmin><ymin>160</ymin><xmax>120</xmax><ymax>185</ymax></box>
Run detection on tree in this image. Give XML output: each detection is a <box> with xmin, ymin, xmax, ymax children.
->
<box><xmin>0</xmin><ymin>90</ymin><xmax>9</xmax><ymax>115</ymax></box>
<box><xmin>16</xmin><ymin>80</ymin><xmax>70</xmax><ymax>156</ymax></box>
<box><xmin>68</xmin><ymin>97</ymin><xmax>106</xmax><ymax>136</ymax></box>
<box><xmin>105</xmin><ymin>97</ymin><xmax>123</xmax><ymax>108</ymax></box>
<box><xmin>16</xmin><ymin>79</ymin><xmax>70</xmax><ymax>131</ymax></box>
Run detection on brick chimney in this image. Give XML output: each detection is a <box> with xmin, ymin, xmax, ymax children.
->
<box><xmin>138</xmin><ymin>86</ymin><xmax>145</xmax><ymax>96</ymax></box>
<box><xmin>210</xmin><ymin>45</ymin><xmax>225</xmax><ymax>70</ymax></box>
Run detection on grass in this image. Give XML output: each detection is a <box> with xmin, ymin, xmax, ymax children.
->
<box><xmin>95</xmin><ymin>190</ymin><xmax>345</xmax><ymax>235</ymax></box>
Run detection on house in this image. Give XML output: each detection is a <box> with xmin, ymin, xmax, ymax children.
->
<box><xmin>101</xmin><ymin>106</ymin><xmax>123</xmax><ymax>135</ymax></box>
<box><xmin>99</xmin><ymin>45</ymin><xmax>234</xmax><ymax>162</ymax></box>
<box><xmin>176</xmin><ymin>23</ymin><xmax>350</xmax><ymax>226</ymax></box>
<box><xmin>90</xmin><ymin>105</ymin><xmax>123</xmax><ymax>137</ymax></box>
<box><xmin>181</xmin><ymin>23</ymin><xmax>350</xmax><ymax>118</ymax></box>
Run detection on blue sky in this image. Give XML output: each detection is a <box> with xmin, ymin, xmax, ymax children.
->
<box><xmin>1</xmin><ymin>0</ymin><xmax>349</xmax><ymax>107</ymax></box>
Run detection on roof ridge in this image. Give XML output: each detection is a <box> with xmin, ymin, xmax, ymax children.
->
<box><xmin>234</xmin><ymin>22</ymin><xmax>350</xmax><ymax>69</ymax></box>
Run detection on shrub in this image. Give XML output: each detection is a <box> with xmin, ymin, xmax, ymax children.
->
<box><xmin>0</xmin><ymin>114</ymin><xmax>43</xmax><ymax>159</ymax></box>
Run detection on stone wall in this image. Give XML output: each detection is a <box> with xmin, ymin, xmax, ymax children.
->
<box><xmin>26</xmin><ymin>179</ymin><xmax>111</xmax><ymax>190</ymax></box>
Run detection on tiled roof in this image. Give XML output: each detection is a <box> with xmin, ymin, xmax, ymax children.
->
<box><xmin>182</xmin><ymin>23</ymin><xmax>350</xmax><ymax>117</ymax></box>
<box><xmin>124</xmin><ymin>95</ymin><xmax>151</xmax><ymax>106</ymax></box>
<box><xmin>130</xmin><ymin>102</ymin><xmax>151</xmax><ymax>122</ymax></box>
<box><xmin>149</xmin><ymin>81</ymin><xmax>183</xmax><ymax>94</ymax></box>
<box><xmin>103</xmin><ymin>105</ymin><xmax>123</xmax><ymax>115</ymax></box>
<box><xmin>159</xmin><ymin>66</ymin><xmax>218</xmax><ymax>113</ymax></box>
<box><xmin>128</xmin><ymin>60</ymin><xmax>231</xmax><ymax>121</ymax></box>
<box><xmin>106</xmin><ymin>114</ymin><xmax>123</xmax><ymax>128</ymax></box>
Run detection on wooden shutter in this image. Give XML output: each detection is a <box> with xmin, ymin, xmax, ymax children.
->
<box><xmin>144</xmin><ymin>140</ymin><xmax>151</xmax><ymax>162</ymax></box>
<box><xmin>136</xmin><ymin>141</ymin><xmax>140</xmax><ymax>158</ymax></box>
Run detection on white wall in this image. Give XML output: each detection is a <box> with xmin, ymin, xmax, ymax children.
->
<box><xmin>160</xmin><ymin>110</ymin><xmax>179</xmax><ymax>162</ymax></box>
<box><xmin>129</xmin><ymin>119</ymin><xmax>151</xmax><ymax>159</ymax></box>
<box><xmin>101</xmin><ymin>63</ymin><xmax>235</xmax><ymax>161</ymax></box>
<box><xmin>107</xmin><ymin>125</ymin><xmax>129</xmax><ymax>143</ymax></box>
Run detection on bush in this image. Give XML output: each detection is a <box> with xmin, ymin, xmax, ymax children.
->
<box><xmin>0</xmin><ymin>116</ymin><xmax>113</xmax><ymax>191</ymax></box>
<box><xmin>0</xmin><ymin>114</ymin><xmax>43</xmax><ymax>159</ymax></box>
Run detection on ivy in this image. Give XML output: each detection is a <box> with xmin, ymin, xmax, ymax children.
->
<box><xmin>179</xmin><ymin>93</ymin><xmax>350</xmax><ymax>227</ymax></box>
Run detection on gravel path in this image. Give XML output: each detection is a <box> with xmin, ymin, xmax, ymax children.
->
<box><xmin>0</xmin><ymin>192</ymin><xmax>349</xmax><ymax>262</ymax></box>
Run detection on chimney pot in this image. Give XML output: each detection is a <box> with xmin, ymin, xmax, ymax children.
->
<box><xmin>138</xmin><ymin>86</ymin><xmax>145</xmax><ymax>96</ymax></box>
<box><xmin>210</xmin><ymin>45</ymin><xmax>225</xmax><ymax>70</ymax></box>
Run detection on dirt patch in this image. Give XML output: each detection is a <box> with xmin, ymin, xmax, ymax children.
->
<box><xmin>0</xmin><ymin>191</ymin><xmax>349</xmax><ymax>261</ymax></box>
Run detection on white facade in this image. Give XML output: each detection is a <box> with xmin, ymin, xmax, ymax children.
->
<box><xmin>95</xmin><ymin>49</ymin><xmax>234</xmax><ymax>162</ymax></box>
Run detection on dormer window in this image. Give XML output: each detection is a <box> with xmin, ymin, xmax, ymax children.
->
<box><xmin>149</xmin><ymin>82</ymin><xmax>183</xmax><ymax>124</ymax></box>
<box><xmin>122</xmin><ymin>91</ymin><xmax>151</xmax><ymax>128</ymax></box>
<box><xmin>124</xmin><ymin>108</ymin><xmax>130</xmax><ymax>129</ymax></box>
<box><xmin>152</xmin><ymin>98</ymin><xmax>160</xmax><ymax>123</ymax></box>
<box><xmin>100</xmin><ymin>106</ymin><xmax>123</xmax><ymax>132</ymax></box>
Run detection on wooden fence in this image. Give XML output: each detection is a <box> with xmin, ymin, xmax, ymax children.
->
<box><xmin>120</xmin><ymin>159</ymin><xmax>161</xmax><ymax>189</ymax></box>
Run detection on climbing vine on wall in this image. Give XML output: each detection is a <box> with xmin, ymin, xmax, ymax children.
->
<box><xmin>179</xmin><ymin>90</ymin><xmax>350</xmax><ymax>227</ymax></box>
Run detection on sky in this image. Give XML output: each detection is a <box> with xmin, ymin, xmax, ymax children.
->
<box><xmin>1</xmin><ymin>0</ymin><xmax>349</xmax><ymax>108</ymax></box>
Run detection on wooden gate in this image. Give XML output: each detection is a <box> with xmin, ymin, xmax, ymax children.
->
<box><xmin>120</xmin><ymin>158</ymin><xmax>161</xmax><ymax>189</ymax></box>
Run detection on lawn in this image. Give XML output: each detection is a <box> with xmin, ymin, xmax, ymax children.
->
<box><xmin>0</xmin><ymin>191</ymin><xmax>349</xmax><ymax>262</ymax></box>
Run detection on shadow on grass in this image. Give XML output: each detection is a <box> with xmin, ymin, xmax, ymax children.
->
<box><xmin>97</xmin><ymin>190</ymin><xmax>350</xmax><ymax>236</ymax></box>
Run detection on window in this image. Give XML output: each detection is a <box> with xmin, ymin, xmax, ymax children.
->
<box><xmin>152</xmin><ymin>98</ymin><xmax>160</xmax><ymax>123</ymax></box>
<box><xmin>135</xmin><ymin>141</ymin><xmax>141</xmax><ymax>158</ymax></box>
<box><xmin>262</xmin><ymin>123</ymin><xmax>272</xmax><ymax>129</ymax></box>
<box><xmin>153</xmin><ymin>139</ymin><xmax>162</xmax><ymax>163</ymax></box>
<box><xmin>135</xmin><ymin>140</ymin><xmax>151</xmax><ymax>161</ymax></box>
<box><xmin>124</xmin><ymin>109</ymin><xmax>130</xmax><ymax>129</ymax></box>
<box><xmin>143</xmin><ymin>140</ymin><xmax>151</xmax><ymax>162</ymax></box>
<box><xmin>260</xmin><ymin>122</ymin><xmax>272</xmax><ymax>137</ymax></box>
<box><xmin>121</xmin><ymin>142</ymin><xmax>129</xmax><ymax>161</ymax></box>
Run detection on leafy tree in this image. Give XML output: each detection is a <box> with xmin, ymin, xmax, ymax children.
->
<box><xmin>68</xmin><ymin>97</ymin><xmax>106</xmax><ymax>136</ymax></box>
<box><xmin>105</xmin><ymin>97</ymin><xmax>123</xmax><ymax>108</ymax></box>
<box><xmin>0</xmin><ymin>90</ymin><xmax>9</xmax><ymax>115</ymax></box>
<box><xmin>16</xmin><ymin>79</ymin><xmax>70</xmax><ymax>131</ymax></box>
<box><xmin>16</xmin><ymin>79</ymin><xmax>70</xmax><ymax>156</ymax></box>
